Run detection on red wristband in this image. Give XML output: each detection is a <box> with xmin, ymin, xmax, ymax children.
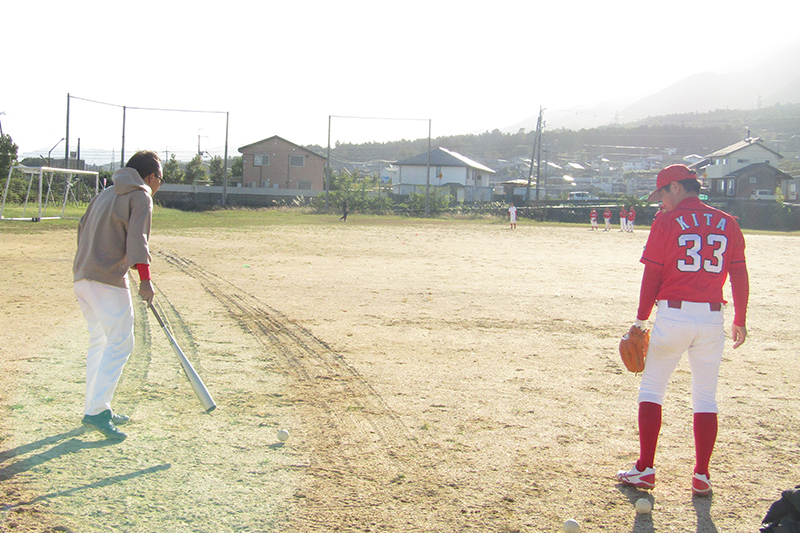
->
<box><xmin>136</xmin><ymin>263</ymin><xmax>151</xmax><ymax>281</ymax></box>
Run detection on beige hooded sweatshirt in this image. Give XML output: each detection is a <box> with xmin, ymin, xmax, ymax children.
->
<box><xmin>73</xmin><ymin>167</ymin><xmax>153</xmax><ymax>289</ymax></box>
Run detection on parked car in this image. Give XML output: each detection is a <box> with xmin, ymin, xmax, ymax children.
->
<box><xmin>568</xmin><ymin>191</ymin><xmax>599</xmax><ymax>201</ymax></box>
<box><xmin>750</xmin><ymin>189</ymin><xmax>776</xmax><ymax>201</ymax></box>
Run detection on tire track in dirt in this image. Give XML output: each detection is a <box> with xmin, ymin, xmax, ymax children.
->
<box><xmin>156</xmin><ymin>249</ymin><xmax>443</xmax><ymax>530</ymax></box>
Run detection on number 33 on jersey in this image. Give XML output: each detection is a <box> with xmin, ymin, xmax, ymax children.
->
<box><xmin>641</xmin><ymin>197</ymin><xmax>746</xmax><ymax>304</ymax></box>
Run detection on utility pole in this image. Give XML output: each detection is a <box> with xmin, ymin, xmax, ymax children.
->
<box><xmin>425</xmin><ymin>119</ymin><xmax>431</xmax><ymax>216</ymax></box>
<box><xmin>534</xmin><ymin>107</ymin><xmax>545</xmax><ymax>207</ymax></box>
<box><xmin>65</xmin><ymin>94</ymin><xmax>70</xmax><ymax>170</ymax></box>
<box><xmin>525</xmin><ymin>106</ymin><xmax>544</xmax><ymax>204</ymax></box>
<box><xmin>222</xmin><ymin>111</ymin><xmax>229</xmax><ymax>207</ymax></box>
<box><xmin>120</xmin><ymin>106</ymin><xmax>127</xmax><ymax>169</ymax></box>
<box><xmin>326</xmin><ymin>115</ymin><xmax>331</xmax><ymax>211</ymax></box>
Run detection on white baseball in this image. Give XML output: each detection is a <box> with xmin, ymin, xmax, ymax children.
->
<box><xmin>635</xmin><ymin>498</ymin><xmax>652</xmax><ymax>514</ymax></box>
<box><xmin>563</xmin><ymin>519</ymin><xmax>580</xmax><ymax>533</ymax></box>
<box><xmin>277</xmin><ymin>428</ymin><xmax>289</xmax><ymax>442</ymax></box>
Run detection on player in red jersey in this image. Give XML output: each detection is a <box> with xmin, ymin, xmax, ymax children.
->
<box><xmin>616</xmin><ymin>164</ymin><xmax>749</xmax><ymax>497</ymax></box>
<box><xmin>590</xmin><ymin>208</ymin><xmax>598</xmax><ymax>230</ymax></box>
<box><xmin>603</xmin><ymin>208</ymin><xmax>612</xmax><ymax>231</ymax></box>
<box><xmin>627</xmin><ymin>207</ymin><xmax>636</xmax><ymax>232</ymax></box>
<box><xmin>619</xmin><ymin>206</ymin><xmax>628</xmax><ymax>231</ymax></box>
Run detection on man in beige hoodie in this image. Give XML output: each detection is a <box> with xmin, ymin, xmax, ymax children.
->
<box><xmin>73</xmin><ymin>150</ymin><xmax>162</xmax><ymax>441</ymax></box>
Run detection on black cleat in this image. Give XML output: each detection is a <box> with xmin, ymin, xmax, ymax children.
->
<box><xmin>111</xmin><ymin>411</ymin><xmax>130</xmax><ymax>426</ymax></box>
<box><xmin>82</xmin><ymin>410</ymin><xmax>127</xmax><ymax>441</ymax></box>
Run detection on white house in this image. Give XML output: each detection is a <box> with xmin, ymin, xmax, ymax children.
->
<box><xmin>697</xmin><ymin>137</ymin><xmax>794</xmax><ymax>200</ymax></box>
<box><xmin>701</xmin><ymin>137</ymin><xmax>782</xmax><ymax>180</ymax></box>
<box><xmin>393</xmin><ymin>147</ymin><xmax>495</xmax><ymax>203</ymax></box>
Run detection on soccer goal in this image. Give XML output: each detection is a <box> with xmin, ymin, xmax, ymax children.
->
<box><xmin>1</xmin><ymin>165</ymin><xmax>100</xmax><ymax>221</ymax></box>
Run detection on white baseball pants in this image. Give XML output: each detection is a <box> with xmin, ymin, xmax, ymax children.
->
<box><xmin>638</xmin><ymin>300</ymin><xmax>725</xmax><ymax>413</ymax></box>
<box><xmin>74</xmin><ymin>279</ymin><xmax>135</xmax><ymax>416</ymax></box>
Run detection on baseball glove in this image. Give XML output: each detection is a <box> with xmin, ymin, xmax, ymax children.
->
<box><xmin>619</xmin><ymin>325</ymin><xmax>650</xmax><ymax>373</ymax></box>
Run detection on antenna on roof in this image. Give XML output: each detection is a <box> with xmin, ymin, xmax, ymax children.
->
<box><xmin>745</xmin><ymin>126</ymin><xmax>751</xmax><ymax>140</ymax></box>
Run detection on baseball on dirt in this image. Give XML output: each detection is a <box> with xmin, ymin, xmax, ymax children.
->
<box><xmin>563</xmin><ymin>519</ymin><xmax>580</xmax><ymax>533</ymax></box>
<box><xmin>277</xmin><ymin>428</ymin><xmax>290</xmax><ymax>442</ymax></box>
<box><xmin>635</xmin><ymin>498</ymin><xmax>652</xmax><ymax>514</ymax></box>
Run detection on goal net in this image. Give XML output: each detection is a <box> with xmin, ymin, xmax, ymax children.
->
<box><xmin>1</xmin><ymin>165</ymin><xmax>100</xmax><ymax>221</ymax></box>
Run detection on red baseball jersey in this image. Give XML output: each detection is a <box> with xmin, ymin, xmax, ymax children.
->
<box><xmin>640</xmin><ymin>196</ymin><xmax>747</xmax><ymax>311</ymax></box>
<box><xmin>603</xmin><ymin>209</ymin><xmax>612</xmax><ymax>219</ymax></box>
<box><xmin>590</xmin><ymin>209</ymin><xmax>597</xmax><ymax>221</ymax></box>
<box><xmin>627</xmin><ymin>208</ymin><xmax>636</xmax><ymax>222</ymax></box>
<box><xmin>619</xmin><ymin>208</ymin><xmax>627</xmax><ymax>219</ymax></box>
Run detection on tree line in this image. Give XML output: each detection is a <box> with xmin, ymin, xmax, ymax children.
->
<box><xmin>309</xmin><ymin>103</ymin><xmax>800</xmax><ymax>171</ymax></box>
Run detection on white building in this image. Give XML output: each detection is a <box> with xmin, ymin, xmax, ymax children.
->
<box><xmin>393</xmin><ymin>147</ymin><xmax>495</xmax><ymax>203</ymax></box>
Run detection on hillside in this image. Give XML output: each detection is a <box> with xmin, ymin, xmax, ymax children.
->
<box><xmin>311</xmin><ymin>104</ymin><xmax>800</xmax><ymax>173</ymax></box>
<box><xmin>507</xmin><ymin>38</ymin><xmax>800</xmax><ymax>133</ymax></box>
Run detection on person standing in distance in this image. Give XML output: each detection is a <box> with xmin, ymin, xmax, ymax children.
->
<box><xmin>619</xmin><ymin>205</ymin><xmax>628</xmax><ymax>232</ymax></box>
<box><xmin>627</xmin><ymin>206</ymin><xmax>637</xmax><ymax>232</ymax></box>
<box><xmin>590</xmin><ymin>208</ymin><xmax>598</xmax><ymax>230</ymax></box>
<box><xmin>73</xmin><ymin>150</ymin><xmax>163</xmax><ymax>441</ymax></box>
<box><xmin>508</xmin><ymin>202</ymin><xmax>517</xmax><ymax>229</ymax></box>
<box><xmin>603</xmin><ymin>207</ymin><xmax>612</xmax><ymax>231</ymax></box>
<box><xmin>616</xmin><ymin>164</ymin><xmax>749</xmax><ymax>497</ymax></box>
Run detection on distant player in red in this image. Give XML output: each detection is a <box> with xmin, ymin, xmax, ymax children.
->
<box><xmin>603</xmin><ymin>208</ymin><xmax>612</xmax><ymax>231</ymax></box>
<box><xmin>590</xmin><ymin>208</ymin><xmax>598</xmax><ymax>230</ymax></box>
<box><xmin>619</xmin><ymin>206</ymin><xmax>628</xmax><ymax>232</ymax></box>
<box><xmin>627</xmin><ymin>207</ymin><xmax>637</xmax><ymax>232</ymax></box>
<box><xmin>616</xmin><ymin>165</ymin><xmax>749</xmax><ymax>497</ymax></box>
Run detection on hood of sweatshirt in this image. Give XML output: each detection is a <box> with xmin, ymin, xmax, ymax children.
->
<box><xmin>111</xmin><ymin>167</ymin><xmax>152</xmax><ymax>196</ymax></box>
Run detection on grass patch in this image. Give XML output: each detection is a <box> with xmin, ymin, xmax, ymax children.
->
<box><xmin>5</xmin><ymin>202</ymin><xmax>794</xmax><ymax>236</ymax></box>
<box><xmin>1</xmin><ymin>204</ymin><xmax>510</xmax><ymax>234</ymax></box>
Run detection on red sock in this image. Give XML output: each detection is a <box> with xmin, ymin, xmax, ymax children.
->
<box><xmin>636</xmin><ymin>402</ymin><xmax>662</xmax><ymax>470</ymax></box>
<box><xmin>693</xmin><ymin>412</ymin><xmax>718</xmax><ymax>476</ymax></box>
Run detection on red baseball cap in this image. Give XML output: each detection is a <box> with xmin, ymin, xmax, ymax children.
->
<box><xmin>648</xmin><ymin>164</ymin><xmax>697</xmax><ymax>201</ymax></box>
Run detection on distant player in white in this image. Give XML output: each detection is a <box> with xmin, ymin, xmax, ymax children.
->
<box><xmin>603</xmin><ymin>208</ymin><xmax>612</xmax><ymax>231</ymax></box>
<box><xmin>508</xmin><ymin>202</ymin><xmax>517</xmax><ymax>229</ymax></box>
<box><xmin>619</xmin><ymin>206</ymin><xmax>628</xmax><ymax>232</ymax></box>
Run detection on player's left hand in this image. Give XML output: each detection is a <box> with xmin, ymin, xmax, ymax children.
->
<box><xmin>139</xmin><ymin>279</ymin><xmax>155</xmax><ymax>306</ymax></box>
<box><xmin>732</xmin><ymin>324</ymin><xmax>747</xmax><ymax>349</ymax></box>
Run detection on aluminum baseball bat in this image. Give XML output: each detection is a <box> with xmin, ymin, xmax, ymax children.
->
<box><xmin>149</xmin><ymin>303</ymin><xmax>216</xmax><ymax>413</ymax></box>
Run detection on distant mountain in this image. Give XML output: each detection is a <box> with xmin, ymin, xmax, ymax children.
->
<box><xmin>507</xmin><ymin>38</ymin><xmax>800</xmax><ymax>132</ymax></box>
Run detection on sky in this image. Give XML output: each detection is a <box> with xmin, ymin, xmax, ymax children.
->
<box><xmin>3</xmin><ymin>0</ymin><xmax>800</xmax><ymax>165</ymax></box>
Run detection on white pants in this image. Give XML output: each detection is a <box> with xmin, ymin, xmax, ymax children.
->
<box><xmin>638</xmin><ymin>301</ymin><xmax>725</xmax><ymax>413</ymax></box>
<box><xmin>620</xmin><ymin>219</ymin><xmax>627</xmax><ymax>231</ymax></box>
<box><xmin>604</xmin><ymin>218</ymin><xmax>611</xmax><ymax>230</ymax></box>
<box><xmin>74</xmin><ymin>279</ymin><xmax>134</xmax><ymax>416</ymax></box>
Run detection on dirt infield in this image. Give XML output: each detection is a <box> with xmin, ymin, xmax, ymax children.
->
<box><xmin>1</xmin><ymin>216</ymin><xmax>798</xmax><ymax>532</ymax></box>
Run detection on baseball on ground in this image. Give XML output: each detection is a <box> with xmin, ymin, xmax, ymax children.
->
<box><xmin>563</xmin><ymin>518</ymin><xmax>580</xmax><ymax>532</ymax></box>
<box><xmin>277</xmin><ymin>428</ymin><xmax>290</xmax><ymax>442</ymax></box>
<box><xmin>635</xmin><ymin>498</ymin><xmax>652</xmax><ymax>514</ymax></box>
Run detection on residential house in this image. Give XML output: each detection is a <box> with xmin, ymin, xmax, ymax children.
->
<box><xmin>238</xmin><ymin>136</ymin><xmax>326</xmax><ymax>190</ymax></box>
<box><xmin>393</xmin><ymin>147</ymin><xmax>495</xmax><ymax>203</ymax></box>
<box><xmin>697</xmin><ymin>137</ymin><xmax>794</xmax><ymax>200</ymax></box>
